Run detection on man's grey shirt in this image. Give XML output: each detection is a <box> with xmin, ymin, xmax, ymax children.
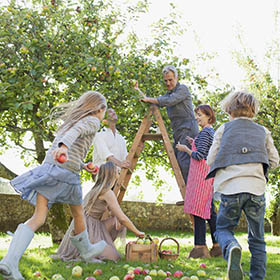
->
<box><xmin>157</xmin><ymin>83</ymin><xmax>196</xmax><ymax>134</ymax></box>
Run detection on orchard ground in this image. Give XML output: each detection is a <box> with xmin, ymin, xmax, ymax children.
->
<box><xmin>0</xmin><ymin>230</ymin><xmax>280</xmax><ymax>279</ymax></box>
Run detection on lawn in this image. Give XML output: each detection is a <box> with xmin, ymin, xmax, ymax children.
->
<box><xmin>0</xmin><ymin>230</ymin><xmax>280</xmax><ymax>280</ymax></box>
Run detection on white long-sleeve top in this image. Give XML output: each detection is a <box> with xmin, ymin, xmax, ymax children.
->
<box><xmin>92</xmin><ymin>127</ymin><xmax>128</xmax><ymax>167</ymax></box>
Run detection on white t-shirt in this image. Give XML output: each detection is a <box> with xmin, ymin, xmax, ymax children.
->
<box><xmin>92</xmin><ymin>127</ymin><xmax>128</xmax><ymax>167</ymax></box>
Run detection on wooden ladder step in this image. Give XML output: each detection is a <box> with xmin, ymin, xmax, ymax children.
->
<box><xmin>142</xmin><ymin>133</ymin><xmax>162</xmax><ymax>141</ymax></box>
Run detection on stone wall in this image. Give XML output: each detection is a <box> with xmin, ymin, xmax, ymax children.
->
<box><xmin>0</xmin><ymin>193</ymin><xmax>271</xmax><ymax>234</ymax></box>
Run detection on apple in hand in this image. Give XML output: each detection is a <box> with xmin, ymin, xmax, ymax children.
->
<box><xmin>57</xmin><ymin>153</ymin><xmax>67</xmax><ymax>163</ymax></box>
<box><xmin>87</xmin><ymin>162</ymin><xmax>99</xmax><ymax>173</ymax></box>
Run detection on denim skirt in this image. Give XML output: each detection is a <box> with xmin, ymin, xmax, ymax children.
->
<box><xmin>10</xmin><ymin>163</ymin><xmax>82</xmax><ymax>208</ymax></box>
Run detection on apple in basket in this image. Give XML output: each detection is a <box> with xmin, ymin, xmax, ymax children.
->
<box><xmin>136</xmin><ymin>239</ymin><xmax>144</xmax><ymax>244</ymax></box>
<box><xmin>72</xmin><ymin>265</ymin><xmax>83</xmax><ymax>277</ymax></box>
<box><xmin>152</xmin><ymin>237</ymin><xmax>159</xmax><ymax>244</ymax></box>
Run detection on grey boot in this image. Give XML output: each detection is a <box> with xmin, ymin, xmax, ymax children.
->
<box><xmin>70</xmin><ymin>230</ymin><xmax>106</xmax><ymax>262</ymax></box>
<box><xmin>0</xmin><ymin>224</ymin><xmax>34</xmax><ymax>280</ymax></box>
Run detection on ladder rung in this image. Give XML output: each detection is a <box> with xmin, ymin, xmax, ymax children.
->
<box><xmin>142</xmin><ymin>133</ymin><xmax>163</xmax><ymax>141</ymax></box>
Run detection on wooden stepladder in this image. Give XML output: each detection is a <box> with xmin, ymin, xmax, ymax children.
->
<box><xmin>113</xmin><ymin>104</ymin><xmax>186</xmax><ymax>204</ymax></box>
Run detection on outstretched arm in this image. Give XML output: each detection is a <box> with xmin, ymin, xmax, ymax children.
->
<box><xmin>134</xmin><ymin>81</ymin><xmax>159</xmax><ymax>104</ymax></box>
<box><xmin>102</xmin><ymin>190</ymin><xmax>144</xmax><ymax>237</ymax></box>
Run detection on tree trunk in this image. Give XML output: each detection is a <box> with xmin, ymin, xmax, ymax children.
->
<box><xmin>271</xmin><ymin>206</ymin><xmax>280</xmax><ymax>236</ymax></box>
<box><xmin>47</xmin><ymin>203</ymin><xmax>72</xmax><ymax>243</ymax></box>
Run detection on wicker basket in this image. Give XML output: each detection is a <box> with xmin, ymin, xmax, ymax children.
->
<box><xmin>158</xmin><ymin>237</ymin><xmax>180</xmax><ymax>260</ymax></box>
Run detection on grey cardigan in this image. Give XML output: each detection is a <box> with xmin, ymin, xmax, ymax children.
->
<box><xmin>206</xmin><ymin>118</ymin><xmax>269</xmax><ymax>180</ymax></box>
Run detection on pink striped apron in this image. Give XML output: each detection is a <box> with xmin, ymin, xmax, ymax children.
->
<box><xmin>184</xmin><ymin>140</ymin><xmax>214</xmax><ymax>219</ymax></box>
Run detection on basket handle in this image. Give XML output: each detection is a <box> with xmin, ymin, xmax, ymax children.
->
<box><xmin>158</xmin><ymin>237</ymin><xmax>180</xmax><ymax>255</ymax></box>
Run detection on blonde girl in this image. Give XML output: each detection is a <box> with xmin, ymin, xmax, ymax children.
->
<box><xmin>0</xmin><ymin>91</ymin><xmax>107</xmax><ymax>280</ymax></box>
<box><xmin>53</xmin><ymin>161</ymin><xmax>144</xmax><ymax>262</ymax></box>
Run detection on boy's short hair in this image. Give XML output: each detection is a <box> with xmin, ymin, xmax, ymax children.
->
<box><xmin>221</xmin><ymin>91</ymin><xmax>259</xmax><ymax>118</ymax></box>
<box><xmin>195</xmin><ymin>104</ymin><xmax>216</xmax><ymax>124</ymax></box>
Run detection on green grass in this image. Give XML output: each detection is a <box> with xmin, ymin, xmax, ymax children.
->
<box><xmin>0</xmin><ymin>230</ymin><xmax>280</xmax><ymax>279</ymax></box>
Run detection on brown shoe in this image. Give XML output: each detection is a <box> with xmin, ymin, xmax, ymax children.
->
<box><xmin>188</xmin><ymin>246</ymin><xmax>211</xmax><ymax>259</ymax></box>
<box><xmin>210</xmin><ymin>245</ymin><xmax>223</xmax><ymax>257</ymax></box>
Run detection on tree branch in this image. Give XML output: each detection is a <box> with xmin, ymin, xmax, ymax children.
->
<box><xmin>0</xmin><ymin>162</ymin><xmax>17</xmax><ymax>180</ymax></box>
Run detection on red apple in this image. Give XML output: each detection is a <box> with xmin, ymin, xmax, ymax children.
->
<box><xmin>57</xmin><ymin>154</ymin><xmax>67</xmax><ymax>163</ymax></box>
<box><xmin>200</xmin><ymin>263</ymin><xmax>207</xmax><ymax>269</ymax></box>
<box><xmin>123</xmin><ymin>275</ymin><xmax>134</xmax><ymax>280</ymax></box>
<box><xmin>93</xmin><ymin>269</ymin><xmax>102</xmax><ymax>276</ymax></box>
<box><xmin>173</xmin><ymin>270</ymin><xmax>183</xmax><ymax>277</ymax></box>
<box><xmin>87</xmin><ymin>162</ymin><xmax>99</xmax><ymax>173</ymax></box>
<box><xmin>133</xmin><ymin>268</ymin><xmax>141</xmax><ymax>275</ymax></box>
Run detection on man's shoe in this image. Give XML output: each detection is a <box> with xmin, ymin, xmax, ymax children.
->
<box><xmin>227</xmin><ymin>246</ymin><xmax>243</xmax><ymax>280</ymax></box>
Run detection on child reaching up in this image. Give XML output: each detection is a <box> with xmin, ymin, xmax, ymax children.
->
<box><xmin>0</xmin><ymin>91</ymin><xmax>108</xmax><ymax>280</ymax></box>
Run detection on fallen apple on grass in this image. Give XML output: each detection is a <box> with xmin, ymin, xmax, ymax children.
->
<box><xmin>72</xmin><ymin>265</ymin><xmax>83</xmax><ymax>277</ymax></box>
<box><xmin>173</xmin><ymin>270</ymin><xmax>183</xmax><ymax>277</ymax></box>
<box><xmin>52</xmin><ymin>274</ymin><xmax>65</xmax><ymax>280</ymax></box>
<box><xmin>85</xmin><ymin>277</ymin><xmax>96</xmax><ymax>280</ymax></box>
<box><xmin>109</xmin><ymin>276</ymin><xmax>120</xmax><ymax>280</ymax></box>
<box><xmin>123</xmin><ymin>274</ymin><xmax>134</xmax><ymax>280</ymax></box>
<box><xmin>200</xmin><ymin>263</ymin><xmax>207</xmax><ymax>269</ymax></box>
<box><xmin>93</xmin><ymin>269</ymin><xmax>102</xmax><ymax>276</ymax></box>
<box><xmin>144</xmin><ymin>276</ymin><xmax>152</xmax><ymax>280</ymax></box>
<box><xmin>197</xmin><ymin>270</ymin><xmax>206</xmax><ymax>277</ymax></box>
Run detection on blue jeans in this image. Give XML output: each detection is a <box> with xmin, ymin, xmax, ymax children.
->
<box><xmin>214</xmin><ymin>193</ymin><xmax>266</xmax><ymax>280</ymax></box>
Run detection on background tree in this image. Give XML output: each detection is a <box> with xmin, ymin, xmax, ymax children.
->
<box><xmin>0</xmin><ymin>0</ymin><xmax>209</xmax><ymax>240</ymax></box>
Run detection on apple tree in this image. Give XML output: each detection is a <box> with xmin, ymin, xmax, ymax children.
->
<box><xmin>0</xmin><ymin>0</ymin><xmax>212</xmax><ymax>240</ymax></box>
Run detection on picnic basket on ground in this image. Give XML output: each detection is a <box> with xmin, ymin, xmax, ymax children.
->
<box><xmin>158</xmin><ymin>237</ymin><xmax>180</xmax><ymax>260</ymax></box>
<box><xmin>125</xmin><ymin>235</ymin><xmax>158</xmax><ymax>263</ymax></box>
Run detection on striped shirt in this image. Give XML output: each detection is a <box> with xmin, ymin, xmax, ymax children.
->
<box><xmin>44</xmin><ymin>116</ymin><xmax>100</xmax><ymax>174</ymax></box>
<box><xmin>191</xmin><ymin>127</ymin><xmax>215</xmax><ymax>161</ymax></box>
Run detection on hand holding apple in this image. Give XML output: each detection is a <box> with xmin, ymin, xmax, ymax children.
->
<box><xmin>57</xmin><ymin>153</ymin><xmax>67</xmax><ymax>163</ymax></box>
<box><xmin>87</xmin><ymin>162</ymin><xmax>99</xmax><ymax>174</ymax></box>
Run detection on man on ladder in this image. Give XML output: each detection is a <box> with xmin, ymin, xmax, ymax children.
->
<box><xmin>135</xmin><ymin>65</ymin><xmax>199</xmax><ymax>186</ymax></box>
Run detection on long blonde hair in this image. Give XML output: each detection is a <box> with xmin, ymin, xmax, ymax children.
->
<box><xmin>57</xmin><ymin>91</ymin><xmax>107</xmax><ymax>132</ymax></box>
<box><xmin>84</xmin><ymin>161</ymin><xmax>118</xmax><ymax>215</ymax></box>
